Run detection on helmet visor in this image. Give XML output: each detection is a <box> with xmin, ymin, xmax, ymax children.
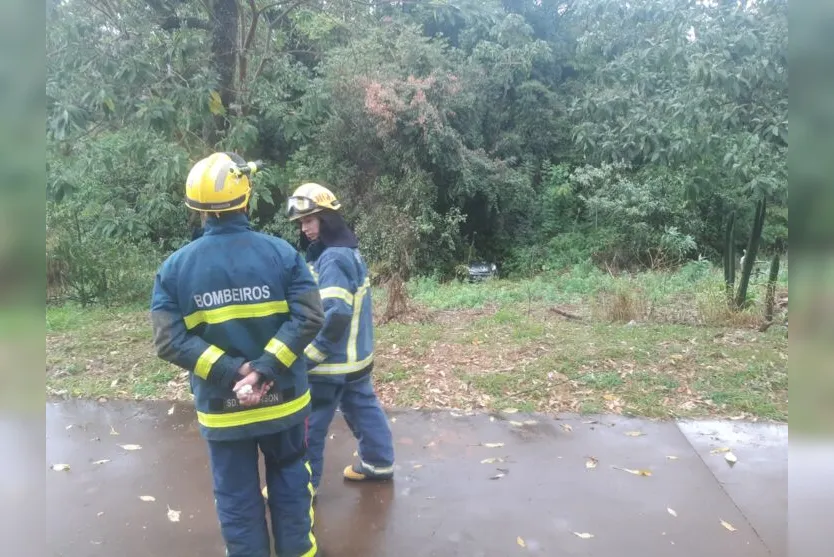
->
<box><xmin>287</xmin><ymin>196</ymin><xmax>315</xmax><ymax>212</ymax></box>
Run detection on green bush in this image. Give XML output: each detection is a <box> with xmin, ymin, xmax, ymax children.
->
<box><xmin>47</xmin><ymin>221</ymin><xmax>162</xmax><ymax>307</ymax></box>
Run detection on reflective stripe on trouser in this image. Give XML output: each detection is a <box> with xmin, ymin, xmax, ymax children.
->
<box><xmin>208</xmin><ymin>424</ymin><xmax>316</xmax><ymax>557</ymax></box>
<box><xmin>307</xmin><ymin>373</ymin><xmax>395</xmax><ymax>488</ymax></box>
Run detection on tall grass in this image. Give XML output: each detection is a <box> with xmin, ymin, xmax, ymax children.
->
<box><xmin>409</xmin><ymin>262</ymin><xmax>614</xmax><ymax>310</ymax></box>
<box><xmin>407</xmin><ymin>259</ymin><xmax>787</xmax><ymax>326</ymax></box>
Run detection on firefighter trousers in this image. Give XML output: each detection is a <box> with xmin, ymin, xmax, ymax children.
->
<box><xmin>307</xmin><ymin>369</ymin><xmax>395</xmax><ymax>489</ymax></box>
<box><xmin>206</xmin><ymin>424</ymin><xmax>316</xmax><ymax>557</ymax></box>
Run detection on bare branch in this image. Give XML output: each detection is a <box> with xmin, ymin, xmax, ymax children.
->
<box><xmin>548</xmin><ymin>307</ymin><xmax>583</xmax><ymax>321</ymax></box>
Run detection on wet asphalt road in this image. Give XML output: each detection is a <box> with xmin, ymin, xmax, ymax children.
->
<box><xmin>46</xmin><ymin>400</ymin><xmax>786</xmax><ymax>556</ymax></box>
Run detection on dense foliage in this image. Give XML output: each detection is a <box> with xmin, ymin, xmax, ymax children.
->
<box><xmin>46</xmin><ymin>0</ymin><xmax>787</xmax><ymax>303</ymax></box>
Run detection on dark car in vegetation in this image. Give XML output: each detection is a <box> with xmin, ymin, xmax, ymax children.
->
<box><xmin>468</xmin><ymin>261</ymin><xmax>498</xmax><ymax>282</ymax></box>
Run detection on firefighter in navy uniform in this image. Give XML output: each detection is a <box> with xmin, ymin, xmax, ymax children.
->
<box><xmin>150</xmin><ymin>152</ymin><xmax>324</xmax><ymax>557</ymax></box>
<box><xmin>288</xmin><ymin>183</ymin><xmax>395</xmax><ymax>490</ymax></box>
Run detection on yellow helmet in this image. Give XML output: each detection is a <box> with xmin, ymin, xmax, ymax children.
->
<box><xmin>185</xmin><ymin>152</ymin><xmax>260</xmax><ymax>213</ymax></box>
<box><xmin>286</xmin><ymin>182</ymin><xmax>341</xmax><ymax>221</ymax></box>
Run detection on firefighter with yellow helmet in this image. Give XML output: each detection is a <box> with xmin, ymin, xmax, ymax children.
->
<box><xmin>288</xmin><ymin>182</ymin><xmax>395</xmax><ymax>489</ymax></box>
<box><xmin>150</xmin><ymin>152</ymin><xmax>323</xmax><ymax>557</ymax></box>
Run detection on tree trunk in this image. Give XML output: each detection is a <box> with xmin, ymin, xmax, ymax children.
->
<box><xmin>764</xmin><ymin>253</ymin><xmax>780</xmax><ymax>323</ymax></box>
<box><xmin>208</xmin><ymin>0</ymin><xmax>239</xmax><ymax>143</ymax></box>
<box><xmin>723</xmin><ymin>210</ymin><xmax>736</xmax><ymax>308</ymax></box>
<box><xmin>735</xmin><ymin>198</ymin><xmax>766</xmax><ymax>309</ymax></box>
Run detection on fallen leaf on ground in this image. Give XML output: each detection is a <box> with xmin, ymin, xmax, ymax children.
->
<box><xmin>724</xmin><ymin>452</ymin><xmax>738</xmax><ymax>465</ymax></box>
<box><xmin>167</xmin><ymin>507</ymin><xmax>181</xmax><ymax>522</ymax></box>
<box><xmin>517</xmin><ymin>536</ymin><xmax>526</xmax><ymax>548</ymax></box>
<box><xmin>668</xmin><ymin>508</ymin><xmax>677</xmax><ymax>517</ymax></box>
<box><xmin>51</xmin><ymin>463</ymin><xmax>70</xmax><ymax>472</ymax></box>
<box><xmin>483</xmin><ymin>442</ymin><xmax>505</xmax><ymax>448</ymax></box>
<box><xmin>573</xmin><ymin>532</ymin><xmax>594</xmax><ymax>539</ymax></box>
<box><xmin>109</xmin><ymin>426</ymin><xmax>119</xmax><ymax>436</ymax></box>
<box><xmin>167</xmin><ymin>405</ymin><xmax>175</xmax><ymax>416</ymax></box>
<box><xmin>523</xmin><ymin>420</ymin><xmax>538</xmax><ymax>426</ymax></box>
<box><xmin>561</xmin><ymin>424</ymin><xmax>573</xmax><ymax>432</ymax></box>
<box><xmin>481</xmin><ymin>457</ymin><xmax>503</xmax><ymax>464</ymax></box>
<box><xmin>625</xmin><ymin>431</ymin><xmax>644</xmax><ymax>437</ymax></box>
<box><xmin>585</xmin><ymin>457</ymin><xmax>598</xmax><ymax>469</ymax></box>
<box><xmin>613</xmin><ymin>466</ymin><xmax>652</xmax><ymax>476</ymax></box>
<box><xmin>720</xmin><ymin>520</ymin><xmax>736</xmax><ymax>532</ymax></box>
<box><xmin>582</xmin><ymin>420</ymin><xmax>598</xmax><ymax>425</ymax></box>
<box><xmin>510</xmin><ymin>421</ymin><xmax>524</xmax><ymax>427</ymax></box>
<box><xmin>139</xmin><ymin>496</ymin><xmax>156</xmax><ymax>502</ymax></box>
<box><xmin>119</xmin><ymin>444</ymin><xmax>142</xmax><ymax>451</ymax></box>
<box><xmin>666</xmin><ymin>456</ymin><xmax>679</xmax><ymax>460</ymax></box>
<box><xmin>710</xmin><ymin>447</ymin><xmax>730</xmax><ymax>454</ymax></box>
<box><xmin>503</xmin><ymin>408</ymin><xmax>519</xmax><ymax>414</ymax></box>
<box><xmin>490</xmin><ymin>473</ymin><xmax>505</xmax><ymax>480</ymax></box>
<box><xmin>92</xmin><ymin>459</ymin><xmax>110</xmax><ymax>465</ymax></box>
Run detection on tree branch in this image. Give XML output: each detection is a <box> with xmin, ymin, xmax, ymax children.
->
<box><xmin>144</xmin><ymin>0</ymin><xmax>174</xmax><ymax>16</ymax></box>
<box><xmin>85</xmin><ymin>0</ymin><xmax>115</xmax><ymax>19</ymax></box>
<box><xmin>239</xmin><ymin>0</ymin><xmax>261</xmax><ymax>90</ymax></box>
<box><xmin>243</xmin><ymin>0</ymin><xmax>260</xmax><ymax>52</ymax></box>
<box><xmin>257</xmin><ymin>1</ymin><xmax>291</xmax><ymax>15</ymax></box>
<box><xmin>160</xmin><ymin>16</ymin><xmax>213</xmax><ymax>31</ymax></box>
<box><xmin>251</xmin><ymin>26</ymin><xmax>274</xmax><ymax>83</ymax></box>
<box><xmin>266</xmin><ymin>0</ymin><xmax>310</xmax><ymax>29</ymax></box>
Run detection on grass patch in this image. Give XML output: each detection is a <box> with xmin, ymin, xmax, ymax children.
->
<box><xmin>47</xmin><ymin>303</ymin><xmax>187</xmax><ymax>401</ymax></box>
<box><xmin>376</xmin><ymin>364</ymin><xmax>410</xmax><ymax>384</ymax></box>
<box><xmin>374</xmin><ymin>311</ymin><xmax>787</xmax><ymax>420</ymax></box>
<box><xmin>576</xmin><ymin>371</ymin><xmax>624</xmax><ymax>390</ymax></box>
<box><xmin>591</xmin><ymin>287</ymin><xmax>647</xmax><ymax>323</ymax></box>
<box><xmin>47</xmin><ymin>270</ymin><xmax>789</xmax><ymax>421</ymax></box>
<box><xmin>376</xmin><ymin>322</ymin><xmax>442</xmax><ymax>357</ymax></box>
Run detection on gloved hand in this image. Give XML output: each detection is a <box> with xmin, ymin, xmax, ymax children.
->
<box><xmin>233</xmin><ymin>362</ymin><xmax>273</xmax><ymax>406</ymax></box>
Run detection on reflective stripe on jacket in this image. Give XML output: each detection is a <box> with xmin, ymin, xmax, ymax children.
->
<box><xmin>150</xmin><ymin>213</ymin><xmax>324</xmax><ymax>441</ymax></box>
<box><xmin>304</xmin><ymin>246</ymin><xmax>373</xmax><ymax>380</ymax></box>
